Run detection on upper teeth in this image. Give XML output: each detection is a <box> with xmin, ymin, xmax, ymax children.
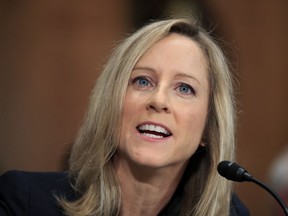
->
<box><xmin>138</xmin><ymin>124</ymin><xmax>170</xmax><ymax>135</ymax></box>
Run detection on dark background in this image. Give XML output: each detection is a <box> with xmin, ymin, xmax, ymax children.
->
<box><xmin>1</xmin><ymin>1</ymin><xmax>288</xmax><ymax>215</ymax></box>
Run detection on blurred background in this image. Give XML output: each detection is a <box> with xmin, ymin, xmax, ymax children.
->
<box><xmin>0</xmin><ymin>0</ymin><xmax>287</xmax><ymax>215</ymax></box>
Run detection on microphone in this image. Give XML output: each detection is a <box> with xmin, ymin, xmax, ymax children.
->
<box><xmin>217</xmin><ymin>161</ymin><xmax>252</xmax><ymax>182</ymax></box>
<box><xmin>217</xmin><ymin>160</ymin><xmax>288</xmax><ymax>216</ymax></box>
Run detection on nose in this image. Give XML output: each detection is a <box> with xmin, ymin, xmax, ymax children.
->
<box><xmin>146</xmin><ymin>88</ymin><xmax>171</xmax><ymax>113</ymax></box>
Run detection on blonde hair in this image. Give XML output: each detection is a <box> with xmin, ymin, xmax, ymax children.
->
<box><xmin>60</xmin><ymin>18</ymin><xmax>236</xmax><ymax>216</ymax></box>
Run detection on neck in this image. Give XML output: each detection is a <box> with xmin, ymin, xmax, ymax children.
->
<box><xmin>113</xmin><ymin>156</ymin><xmax>187</xmax><ymax>216</ymax></box>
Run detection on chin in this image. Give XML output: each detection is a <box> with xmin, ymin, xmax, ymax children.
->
<box><xmin>129</xmin><ymin>154</ymin><xmax>168</xmax><ymax>169</ymax></box>
<box><xmin>133</xmin><ymin>155</ymin><xmax>186</xmax><ymax>171</ymax></box>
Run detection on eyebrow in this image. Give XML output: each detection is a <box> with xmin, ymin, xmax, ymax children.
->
<box><xmin>133</xmin><ymin>66</ymin><xmax>201</xmax><ymax>85</ymax></box>
<box><xmin>133</xmin><ymin>66</ymin><xmax>155</xmax><ymax>73</ymax></box>
<box><xmin>174</xmin><ymin>72</ymin><xmax>201</xmax><ymax>85</ymax></box>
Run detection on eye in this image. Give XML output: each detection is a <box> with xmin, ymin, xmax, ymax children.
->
<box><xmin>177</xmin><ymin>83</ymin><xmax>196</xmax><ymax>95</ymax></box>
<box><xmin>132</xmin><ymin>76</ymin><xmax>153</xmax><ymax>88</ymax></box>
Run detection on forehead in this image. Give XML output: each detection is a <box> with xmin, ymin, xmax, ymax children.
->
<box><xmin>140</xmin><ymin>33</ymin><xmax>206</xmax><ymax>62</ymax></box>
<box><xmin>134</xmin><ymin>33</ymin><xmax>208</xmax><ymax>77</ymax></box>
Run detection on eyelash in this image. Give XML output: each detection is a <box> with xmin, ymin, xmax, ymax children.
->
<box><xmin>132</xmin><ymin>76</ymin><xmax>153</xmax><ymax>88</ymax></box>
<box><xmin>177</xmin><ymin>83</ymin><xmax>196</xmax><ymax>96</ymax></box>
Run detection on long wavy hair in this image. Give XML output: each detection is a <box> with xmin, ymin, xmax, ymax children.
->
<box><xmin>60</xmin><ymin>18</ymin><xmax>236</xmax><ymax>216</ymax></box>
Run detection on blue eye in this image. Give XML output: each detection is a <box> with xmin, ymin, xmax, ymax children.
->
<box><xmin>137</xmin><ymin>77</ymin><xmax>149</xmax><ymax>86</ymax></box>
<box><xmin>178</xmin><ymin>83</ymin><xmax>195</xmax><ymax>95</ymax></box>
<box><xmin>132</xmin><ymin>76</ymin><xmax>153</xmax><ymax>89</ymax></box>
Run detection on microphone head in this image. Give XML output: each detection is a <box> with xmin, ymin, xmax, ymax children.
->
<box><xmin>217</xmin><ymin>161</ymin><xmax>252</xmax><ymax>182</ymax></box>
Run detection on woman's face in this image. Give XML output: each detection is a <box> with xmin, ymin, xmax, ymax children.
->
<box><xmin>118</xmin><ymin>33</ymin><xmax>210</xmax><ymax>170</ymax></box>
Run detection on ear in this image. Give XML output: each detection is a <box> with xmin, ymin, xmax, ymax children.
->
<box><xmin>200</xmin><ymin>138</ymin><xmax>207</xmax><ymax>147</ymax></box>
<box><xmin>199</xmin><ymin>142</ymin><xmax>206</xmax><ymax>147</ymax></box>
<box><xmin>195</xmin><ymin>144</ymin><xmax>206</xmax><ymax>154</ymax></box>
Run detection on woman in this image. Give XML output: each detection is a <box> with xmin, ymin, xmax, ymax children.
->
<box><xmin>0</xmin><ymin>18</ymin><xmax>249</xmax><ymax>216</ymax></box>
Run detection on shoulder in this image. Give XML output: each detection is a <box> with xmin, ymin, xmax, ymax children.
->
<box><xmin>230</xmin><ymin>193</ymin><xmax>250</xmax><ymax>216</ymax></box>
<box><xmin>0</xmin><ymin>170</ymin><xmax>75</xmax><ymax>216</ymax></box>
<box><xmin>1</xmin><ymin>170</ymin><xmax>68</xmax><ymax>185</ymax></box>
<box><xmin>0</xmin><ymin>170</ymin><xmax>72</xmax><ymax>198</ymax></box>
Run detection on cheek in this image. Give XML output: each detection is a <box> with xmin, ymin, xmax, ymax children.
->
<box><xmin>120</xmin><ymin>92</ymin><xmax>142</xmax><ymax>137</ymax></box>
<box><xmin>178</xmin><ymin>109</ymin><xmax>208</xmax><ymax>159</ymax></box>
<box><xmin>122</xmin><ymin>90</ymin><xmax>148</xmax><ymax>119</ymax></box>
<box><xmin>121</xmin><ymin>102</ymin><xmax>133</xmax><ymax>135</ymax></box>
<box><xmin>181</xmin><ymin>106</ymin><xmax>208</xmax><ymax>138</ymax></box>
<box><xmin>122</xmin><ymin>93</ymin><xmax>135</xmax><ymax>119</ymax></box>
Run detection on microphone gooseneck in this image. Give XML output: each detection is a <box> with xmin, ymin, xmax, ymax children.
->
<box><xmin>217</xmin><ymin>160</ymin><xmax>288</xmax><ymax>216</ymax></box>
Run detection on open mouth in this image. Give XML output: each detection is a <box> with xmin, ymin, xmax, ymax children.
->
<box><xmin>136</xmin><ymin>124</ymin><xmax>172</xmax><ymax>138</ymax></box>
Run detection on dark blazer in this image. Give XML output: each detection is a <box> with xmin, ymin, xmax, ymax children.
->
<box><xmin>0</xmin><ymin>170</ymin><xmax>250</xmax><ymax>216</ymax></box>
